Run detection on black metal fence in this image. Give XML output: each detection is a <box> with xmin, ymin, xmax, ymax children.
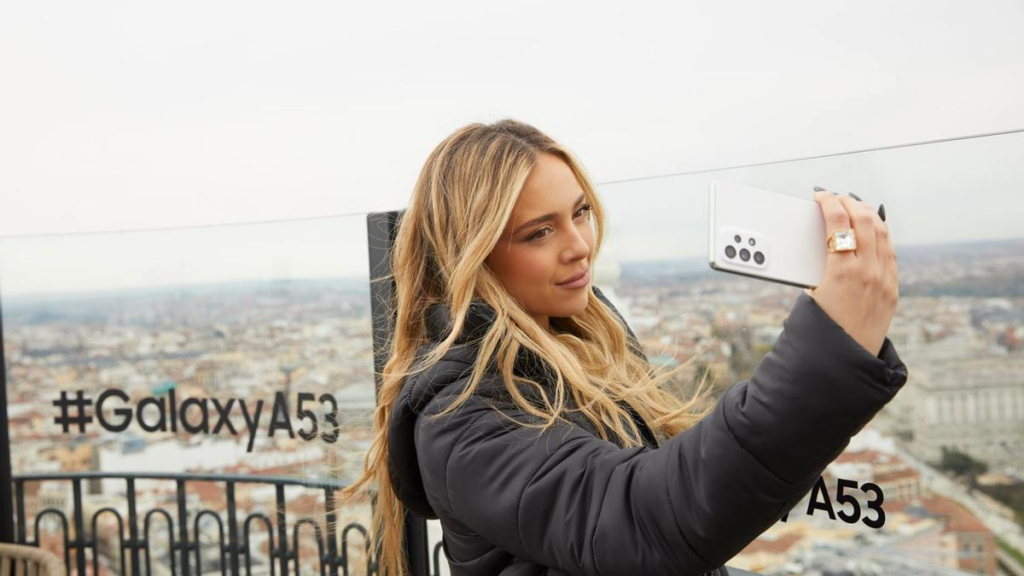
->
<box><xmin>11</xmin><ymin>471</ymin><xmax>391</xmax><ymax>576</ymax></box>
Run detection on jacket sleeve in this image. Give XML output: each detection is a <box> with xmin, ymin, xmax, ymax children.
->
<box><xmin>414</xmin><ymin>291</ymin><xmax>910</xmax><ymax>576</ymax></box>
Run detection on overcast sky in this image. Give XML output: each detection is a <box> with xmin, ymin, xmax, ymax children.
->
<box><xmin>2</xmin><ymin>1</ymin><xmax>1023</xmax><ymax>296</ymax></box>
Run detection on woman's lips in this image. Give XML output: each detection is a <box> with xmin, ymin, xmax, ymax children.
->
<box><xmin>557</xmin><ymin>270</ymin><xmax>590</xmax><ymax>289</ymax></box>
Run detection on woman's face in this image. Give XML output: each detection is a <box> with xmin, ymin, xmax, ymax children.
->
<box><xmin>485</xmin><ymin>153</ymin><xmax>595</xmax><ymax>330</ymax></box>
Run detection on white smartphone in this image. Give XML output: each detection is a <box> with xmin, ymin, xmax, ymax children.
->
<box><xmin>708</xmin><ymin>180</ymin><xmax>826</xmax><ymax>289</ymax></box>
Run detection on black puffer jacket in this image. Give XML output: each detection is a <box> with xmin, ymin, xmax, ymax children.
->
<box><xmin>388</xmin><ymin>286</ymin><xmax>909</xmax><ymax>575</ymax></box>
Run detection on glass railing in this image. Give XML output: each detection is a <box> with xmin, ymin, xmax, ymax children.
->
<box><xmin>594</xmin><ymin>129</ymin><xmax>1024</xmax><ymax>576</ymax></box>
<box><xmin>1</xmin><ymin>215</ymin><xmax>378</xmax><ymax>575</ymax></box>
<box><xmin>3</xmin><ymin>129</ymin><xmax>1024</xmax><ymax>575</ymax></box>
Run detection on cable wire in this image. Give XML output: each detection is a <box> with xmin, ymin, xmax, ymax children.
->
<box><xmin>3</xmin><ymin>126</ymin><xmax>1024</xmax><ymax>240</ymax></box>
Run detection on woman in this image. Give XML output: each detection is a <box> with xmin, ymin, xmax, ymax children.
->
<box><xmin>341</xmin><ymin>119</ymin><xmax>908</xmax><ymax>575</ymax></box>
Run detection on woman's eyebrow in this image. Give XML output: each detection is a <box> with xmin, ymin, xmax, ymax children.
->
<box><xmin>512</xmin><ymin>193</ymin><xmax>587</xmax><ymax>236</ymax></box>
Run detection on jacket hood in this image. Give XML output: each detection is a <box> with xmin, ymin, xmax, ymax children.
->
<box><xmin>387</xmin><ymin>285</ymin><xmax>651</xmax><ymax>519</ymax></box>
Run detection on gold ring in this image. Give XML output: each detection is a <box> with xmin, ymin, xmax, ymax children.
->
<box><xmin>827</xmin><ymin>228</ymin><xmax>857</xmax><ymax>253</ymax></box>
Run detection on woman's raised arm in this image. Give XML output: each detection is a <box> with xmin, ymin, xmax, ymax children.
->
<box><xmin>413</xmin><ymin>290</ymin><xmax>909</xmax><ymax>576</ymax></box>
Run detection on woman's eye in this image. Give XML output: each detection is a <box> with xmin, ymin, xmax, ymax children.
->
<box><xmin>527</xmin><ymin>204</ymin><xmax>592</xmax><ymax>241</ymax></box>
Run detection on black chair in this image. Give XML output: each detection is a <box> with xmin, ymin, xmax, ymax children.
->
<box><xmin>367</xmin><ymin>210</ymin><xmax>433</xmax><ymax>576</ymax></box>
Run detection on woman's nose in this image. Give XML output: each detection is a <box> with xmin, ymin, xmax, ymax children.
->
<box><xmin>562</xmin><ymin>225</ymin><xmax>590</xmax><ymax>261</ymax></box>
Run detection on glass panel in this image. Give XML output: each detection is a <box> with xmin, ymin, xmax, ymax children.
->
<box><xmin>1</xmin><ymin>215</ymin><xmax>375</xmax><ymax>574</ymax></box>
<box><xmin>596</xmin><ymin>130</ymin><xmax>1024</xmax><ymax>574</ymax></box>
<box><xmin>3</xmin><ymin>130</ymin><xmax>1023</xmax><ymax>575</ymax></box>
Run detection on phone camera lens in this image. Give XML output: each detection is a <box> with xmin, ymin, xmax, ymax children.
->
<box><xmin>725</xmin><ymin>246</ymin><xmax>737</xmax><ymax>259</ymax></box>
<box><xmin>733</xmin><ymin>234</ymin><xmax>742</xmax><ymax>243</ymax></box>
<box><xmin>740</xmin><ymin>248</ymin><xmax>750</xmax><ymax>261</ymax></box>
<box><xmin>754</xmin><ymin>251</ymin><xmax>765</xmax><ymax>265</ymax></box>
<box><xmin>748</xmin><ymin>238</ymin><xmax>756</xmax><ymax>246</ymax></box>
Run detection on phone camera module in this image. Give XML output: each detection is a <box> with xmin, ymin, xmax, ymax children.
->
<box><xmin>721</xmin><ymin>229</ymin><xmax>766</xmax><ymax>269</ymax></box>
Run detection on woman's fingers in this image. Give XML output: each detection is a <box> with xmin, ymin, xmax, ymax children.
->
<box><xmin>813</xmin><ymin>189</ymin><xmax>896</xmax><ymax>293</ymax></box>
<box><xmin>814</xmin><ymin>191</ymin><xmax>858</xmax><ymax>262</ymax></box>
<box><xmin>837</xmin><ymin>193</ymin><xmax>899</xmax><ymax>310</ymax></box>
<box><xmin>869</xmin><ymin>204</ymin><xmax>894</xmax><ymax>290</ymax></box>
<box><xmin>843</xmin><ymin>193</ymin><xmax>889</xmax><ymax>274</ymax></box>
<box><xmin>840</xmin><ymin>193</ymin><xmax>897</xmax><ymax>297</ymax></box>
<box><xmin>835</xmin><ymin>194</ymin><xmax>879</xmax><ymax>272</ymax></box>
<box><xmin>873</xmin><ymin>208</ymin><xmax>899</xmax><ymax>306</ymax></box>
<box><xmin>808</xmin><ymin>188</ymin><xmax>898</xmax><ymax>355</ymax></box>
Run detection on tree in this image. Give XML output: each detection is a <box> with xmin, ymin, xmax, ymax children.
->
<box><xmin>935</xmin><ymin>446</ymin><xmax>988</xmax><ymax>491</ymax></box>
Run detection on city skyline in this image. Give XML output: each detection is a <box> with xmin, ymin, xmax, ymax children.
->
<box><xmin>4</xmin><ymin>234</ymin><xmax>1023</xmax><ymax>575</ymax></box>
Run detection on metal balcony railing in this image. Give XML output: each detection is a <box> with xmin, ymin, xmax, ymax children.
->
<box><xmin>11</xmin><ymin>471</ymin><xmax>388</xmax><ymax>576</ymax></box>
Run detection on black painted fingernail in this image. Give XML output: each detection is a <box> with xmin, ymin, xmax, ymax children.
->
<box><xmin>878</xmin><ymin>204</ymin><xmax>886</xmax><ymax>222</ymax></box>
<box><xmin>848</xmin><ymin>192</ymin><xmax>863</xmax><ymax>201</ymax></box>
<box><xmin>813</xmin><ymin>186</ymin><xmax>826</xmax><ymax>192</ymax></box>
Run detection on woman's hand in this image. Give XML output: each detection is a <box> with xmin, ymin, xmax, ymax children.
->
<box><xmin>804</xmin><ymin>190</ymin><xmax>899</xmax><ymax>357</ymax></box>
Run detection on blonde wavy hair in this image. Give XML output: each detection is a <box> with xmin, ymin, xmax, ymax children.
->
<box><xmin>339</xmin><ymin>118</ymin><xmax>716</xmax><ymax>576</ymax></box>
